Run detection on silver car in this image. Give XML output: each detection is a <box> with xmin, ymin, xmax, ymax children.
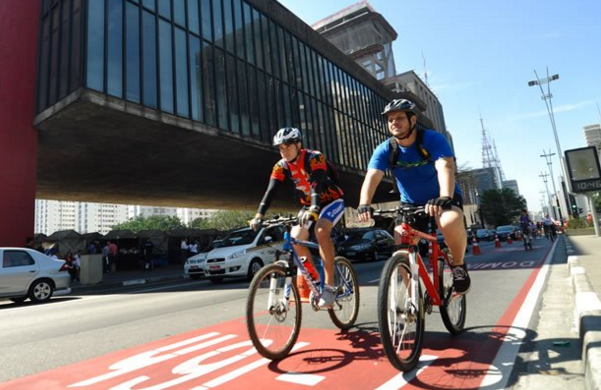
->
<box><xmin>0</xmin><ymin>248</ymin><xmax>72</xmax><ymax>304</ymax></box>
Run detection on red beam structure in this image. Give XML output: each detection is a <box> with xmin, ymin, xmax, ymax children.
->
<box><xmin>0</xmin><ymin>0</ymin><xmax>41</xmax><ymax>246</ymax></box>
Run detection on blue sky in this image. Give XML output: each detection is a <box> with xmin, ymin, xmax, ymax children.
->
<box><xmin>278</xmin><ymin>0</ymin><xmax>601</xmax><ymax>212</ymax></box>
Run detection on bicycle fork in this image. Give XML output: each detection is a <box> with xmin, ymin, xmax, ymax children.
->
<box><xmin>266</xmin><ymin>273</ymin><xmax>294</xmax><ymax>312</ymax></box>
<box><xmin>389</xmin><ymin>252</ymin><xmax>419</xmax><ymax>322</ymax></box>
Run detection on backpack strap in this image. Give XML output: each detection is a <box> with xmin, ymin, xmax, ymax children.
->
<box><xmin>388</xmin><ymin>129</ymin><xmax>431</xmax><ymax>168</ymax></box>
<box><xmin>388</xmin><ymin>137</ymin><xmax>399</xmax><ymax>169</ymax></box>
<box><xmin>415</xmin><ymin>128</ymin><xmax>431</xmax><ymax>162</ymax></box>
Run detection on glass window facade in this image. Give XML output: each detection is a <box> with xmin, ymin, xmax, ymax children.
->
<box><xmin>36</xmin><ymin>0</ymin><xmax>396</xmax><ymax>172</ymax></box>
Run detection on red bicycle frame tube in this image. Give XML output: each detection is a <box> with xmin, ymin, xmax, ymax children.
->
<box><xmin>394</xmin><ymin>222</ymin><xmax>444</xmax><ymax>306</ymax></box>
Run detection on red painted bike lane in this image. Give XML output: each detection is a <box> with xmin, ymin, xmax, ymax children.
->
<box><xmin>1</xmin><ymin>245</ymin><xmax>554</xmax><ymax>390</ymax></box>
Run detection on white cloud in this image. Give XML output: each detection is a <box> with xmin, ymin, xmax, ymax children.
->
<box><xmin>431</xmin><ymin>81</ymin><xmax>475</xmax><ymax>93</ymax></box>
<box><xmin>518</xmin><ymin>100</ymin><xmax>595</xmax><ymax>119</ymax></box>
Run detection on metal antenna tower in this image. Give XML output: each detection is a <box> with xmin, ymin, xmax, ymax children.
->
<box><xmin>480</xmin><ymin>115</ymin><xmax>496</xmax><ymax>168</ymax></box>
<box><xmin>492</xmin><ymin>139</ymin><xmax>506</xmax><ymax>181</ymax></box>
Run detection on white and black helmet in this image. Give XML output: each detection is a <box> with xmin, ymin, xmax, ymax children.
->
<box><xmin>381</xmin><ymin>99</ymin><xmax>419</xmax><ymax>116</ymax></box>
<box><xmin>273</xmin><ymin>127</ymin><xmax>302</xmax><ymax>146</ymax></box>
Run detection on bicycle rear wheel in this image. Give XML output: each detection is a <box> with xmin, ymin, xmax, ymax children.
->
<box><xmin>377</xmin><ymin>252</ymin><xmax>425</xmax><ymax>372</ymax></box>
<box><xmin>246</xmin><ymin>264</ymin><xmax>302</xmax><ymax>360</ymax></box>
<box><xmin>328</xmin><ymin>256</ymin><xmax>360</xmax><ymax>329</ymax></box>
<box><xmin>438</xmin><ymin>258</ymin><xmax>466</xmax><ymax>335</ymax></box>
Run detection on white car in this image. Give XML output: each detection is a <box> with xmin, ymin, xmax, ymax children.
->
<box><xmin>204</xmin><ymin>225</ymin><xmax>285</xmax><ymax>283</ymax></box>
<box><xmin>184</xmin><ymin>240</ymin><xmax>222</xmax><ymax>279</ymax></box>
<box><xmin>0</xmin><ymin>247</ymin><xmax>72</xmax><ymax>304</ymax></box>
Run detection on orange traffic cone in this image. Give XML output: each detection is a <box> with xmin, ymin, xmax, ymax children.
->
<box><xmin>495</xmin><ymin>234</ymin><xmax>502</xmax><ymax>248</ymax></box>
<box><xmin>507</xmin><ymin>235</ymin><xmax>513</xmax><ymax>244</ymax></box>
<box><xmin>472</xmin><ymin>238</ymin><xmax>482</xmax><ymax>255</ymax></box>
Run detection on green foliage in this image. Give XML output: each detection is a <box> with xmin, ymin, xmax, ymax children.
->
<box><xmin>566</xmin><ymin>217</ymin><xmax>589</xmax><ymax>229</ymax></box>
<box><xmin>111</xmin><ymin>215</ymin><xmax>186</xmax><ymax>233</ymax></box>
<box><xmin>593</xmin><ymin>193</ymin><xmax>601</xmax><ymax>212</ymax></box>
<box><xmin>479</xmin><ymin>188</ymin><xmax>527</xmax><ymax>227</ymax></box>
<box><xmin>189</xmin><ymin>209</ymin><xmax>296</xmax><ymax>231</ymax></box>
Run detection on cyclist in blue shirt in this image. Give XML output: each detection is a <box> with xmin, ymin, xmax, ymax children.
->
<box><xmin>357</xmin><ymin>99</ymin><xmax>470</xmax><ymax>294</ymax></box>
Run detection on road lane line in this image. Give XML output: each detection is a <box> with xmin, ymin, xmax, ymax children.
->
<box><xmin>480</xmin><ymin>239</ymin><xmax>557</xmax><ymax>388</ymax></box>
<box><xmin>373</xmin><ymin>355</ymin><xmax>437</xmax><ymax>390</ymax></box>
<box><xmin>276</xmin><ymin>372</ymin><xmax>325</xmax><ymax>386</ymax></box>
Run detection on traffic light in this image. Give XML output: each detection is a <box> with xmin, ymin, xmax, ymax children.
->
<box><xmin>569</xmin><ymin>195</ymin><xmax>579</xmax><ymax>218</ymax></box>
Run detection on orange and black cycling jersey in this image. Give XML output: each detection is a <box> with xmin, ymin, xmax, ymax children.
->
<box><xmin>257</xmin><ymin>149</ymin><xmax>344</xmax><ymax>215</ymax></box>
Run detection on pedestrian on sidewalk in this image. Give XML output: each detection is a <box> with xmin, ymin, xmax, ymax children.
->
<box><xmin>102</xmin><ymin>242</ymin><xmax>110</xmax><ymax>273</ymax></box>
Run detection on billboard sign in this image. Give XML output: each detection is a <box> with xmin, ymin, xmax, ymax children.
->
<box><xmin>565</xmin><ymin>146</ymin><xmax>601</xmax><ymax>193</ymax></box>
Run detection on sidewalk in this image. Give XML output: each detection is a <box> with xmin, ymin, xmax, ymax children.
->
<box><xmin>565</xmin><ymin>234</ymin><xmax>601</xmax><ymax>390</ymax></box>
<box><xmin>71</xmin><ymin>263</ymin><xmax>186</xmax><ymax>292</ymax></box>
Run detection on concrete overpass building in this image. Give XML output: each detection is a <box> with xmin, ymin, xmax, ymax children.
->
<box><xmin>1</xmin><ymin>0</ymin><xmax>433</xmax><ymax>246</ymax></box>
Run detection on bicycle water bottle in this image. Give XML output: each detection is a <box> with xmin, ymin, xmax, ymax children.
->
<box><xmin>300</xmin><ymin>256</ymin><xmax>319</xmax><ymax>281</ymax></box>
<box><xmin>283</xmin><ymin>231</ymin><xmax>292</xmax><ymax>251</ymax></box>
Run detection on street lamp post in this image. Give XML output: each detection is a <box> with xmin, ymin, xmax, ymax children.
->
<box><xmin>540</xmin><ymin>149</ymin><xmax>563</xmax><ymax>220</ymax></box>
<box><xmin>527</xmin><ymin>67</ymin><xmax>569</xmax><ymax>221</ymax></box>
<box><xmin>539</xmin><ymin>172</ymin><xmax>554</xmax><ymax>219</ymax></box>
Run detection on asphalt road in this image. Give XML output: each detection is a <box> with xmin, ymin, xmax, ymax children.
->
<box><xmin>0</xmin><ymin>237</ymin><xmax>562</xmax><ymax>389</ymax></box>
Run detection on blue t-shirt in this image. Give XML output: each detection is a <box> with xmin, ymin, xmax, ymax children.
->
<box><xmin>368</xmin><ymin>130</ymin><xmax>461</xmax><ymax>205</ymax></box>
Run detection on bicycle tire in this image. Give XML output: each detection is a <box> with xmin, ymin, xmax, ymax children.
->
<box><xmin>328</xmin><ymin>256</ymin><xmax>360</xmax><ymax>329</ymax></box>
<box><xmin>437</xmin><ymin>258</ymin><xmax>466</xmax><ymax>335</ymax></box>
<box><xmin>377</xmin><ymin>252</ymin><xmax>425</xmax><ymax>372</ymax></box>
<box><xmin>246</xmin><ymin>264</ymin><xmax>302</xmax><ymax>360</ymax></box>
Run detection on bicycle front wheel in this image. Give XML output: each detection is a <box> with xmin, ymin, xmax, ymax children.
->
<box><xmin>438</xmin><ymin>258</ymin><xmax>466</xmax><ymax>335</ymax></box>
<box><xmin>377</xmin><ymin>252</ymin><xmax>425</xmax><ymax>372</ymax></box>
<box><xmin>246</xmin><ymin>264</ymin><xmax>302</xmax><ymax>360</ymax></box>
<box><xmin>328</xmin><ymin>256</ymin><xmax>360</xmax><ymax>329</ymax></box>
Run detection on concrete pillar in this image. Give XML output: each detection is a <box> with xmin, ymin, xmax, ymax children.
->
<box><xmin>0</xmin><ymin>1</ymin><xmax>41</xmax><ymax>246</ymax></box>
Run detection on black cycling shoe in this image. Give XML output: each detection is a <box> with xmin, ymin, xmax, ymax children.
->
<box><xmin>451</xmin><ymin>263</ymin><xmax>471</xmax><ymax>295</ymax></box>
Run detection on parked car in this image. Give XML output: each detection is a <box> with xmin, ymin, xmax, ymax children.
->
<box><xmin>0</xmin><ymin>248</ymin><xmax>71</xmax><ymax>304</ymax></box>
<box><xmin>495</xmin><ymin>225</ymin><xmax>518</xmax><ymax>241</ymax></box>
<box><xmin>184</xmin><ymin>240</ymin><xmax>223</xmax><ymax>279</ymax></box>
<box><xmin>476</xmin><ymin>229</ymin><xmax>492</xmax><ymax>241</ymax></box>
<box><xmin>337</xmin><ymin>229</ymin><xmax>395</xmax><ymax>261</ymax></box>
<box><xmin>204</xmin><ymin>225</ymin><xmax>285</xmax><ymax>283</ymax></box>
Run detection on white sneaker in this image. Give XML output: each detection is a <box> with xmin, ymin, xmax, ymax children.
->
<box><xmin>318</xmin><ymin>285</ymin><xmax>337</xmax><ymax>309</ymax></box>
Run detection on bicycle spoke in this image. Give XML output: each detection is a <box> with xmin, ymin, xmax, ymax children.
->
<box><xmin>328</xmin><ymin>257</ymin><xmax>360</xmax><ymax>330</ymax></box>
<box><xmin>247</xmin><ymin>265</ymin><xmax>301</xmax><ymax>360</ymax></box>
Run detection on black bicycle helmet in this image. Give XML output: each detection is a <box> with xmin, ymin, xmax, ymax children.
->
<box><xmin>273</xmin><ymin>127</ymin><xmax>302</xmax><ymax>146</ymax></box>
<box><xmin>381</xmin><ymin>99</ymin><xmax>419</xmax><ymax>116</ymax></box>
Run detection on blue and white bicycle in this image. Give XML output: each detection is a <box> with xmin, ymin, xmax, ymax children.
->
<box><xmin>246</xmin><ymin>216</ymin><xmax>360</xmax><ymax>360</ymax></box>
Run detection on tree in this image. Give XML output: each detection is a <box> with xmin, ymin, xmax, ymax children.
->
<box><xmin>111</xmin><ymin>215</ymin><xmax>186</xmax><ymax>233</ymax></box>
<box><xmin>479</xmin><ymin>188</ymin><xmax>526</xmax><ymax>227</ymax></box>
<box><xmin>189</xmin><ymin>209</ymin><xmax>296</xmax><ymax>231</ymax></box>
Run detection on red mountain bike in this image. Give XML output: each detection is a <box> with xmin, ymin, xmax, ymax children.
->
<box><xmin>374</xmin><ymin>205</ymin><xmax>466</xmax><ymax>372</ymax></box>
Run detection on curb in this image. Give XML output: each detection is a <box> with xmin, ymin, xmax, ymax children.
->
<box><xmin>568</xmin><ymin>254</ymin><xmax>601</xmax><ymax>390</ymax></box>
<box><xmin>72</xmin><ymin>273</ymin><xmax>185</xmax><ymax>291</ymax></box>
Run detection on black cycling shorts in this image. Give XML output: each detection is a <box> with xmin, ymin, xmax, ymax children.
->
<box><xmin>400</xmin><ymin>193</ymin><xmax>464</xmax><ymax>234</ymax></box>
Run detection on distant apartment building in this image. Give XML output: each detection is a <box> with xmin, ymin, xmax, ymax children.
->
<box><xmin>35</xmin><ymin>200</ymin><xmax>220</xmax><ymax>236</ymax></box>
<box><xmin>35</xmin><ymin>200</ymin><xmax>77</xmax><ymax>236</ymax></box>
<box><xmin>177</xmin><ymin>208</ymin><xmax>219</xmax><ymax>225</ymax></box>
<box><xmin>383</xmin><ymin>71</ymin><xmax>449</xmax><ymax>138</ymax></box>
<box><xmin>127</xmin><ymin>205</ymin><xmax>218</xmax><ymax>225</ymax></box>
<box><xmin>502</xmin><ymin>180</ymin><xmax>520</xmax><ymax>197</ymax></box>
<box><xmin>312</xmin><ymin>1</ymin><xmax>397</xmax><ymax>81</ymax></box>
<box><xmin>584</xmin><ymin>123</ymin><xmax>601</xmax><ymax>149</ymax></box>
<box><xmin>313</xmin><ymin>1</ymin><xmax>449</xmax><ymax>139</ymax></box>
<box><xmin>470</xmin><ymin>167</ymin><xmax>502</xmax><ymax>197</ymax></box>
<box><xmin>79</xmin><ymin>202</ymin><xmax>129</xmax><ymax>235</ymax></box>
<box><xmin>35</xmin><ymin>200</ymin><xmax>129</xmax><ymax>235</ymax></box>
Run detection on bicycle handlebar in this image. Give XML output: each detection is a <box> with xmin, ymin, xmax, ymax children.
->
<box><xmin>373</xmin><ymin>205</ymin><xmax>427</xmax><ymax>217</ymax></box>
<box><xmin>259</xmin><ymin>215</ymin><xmax>298</xmax><ymax>227</ymax></box>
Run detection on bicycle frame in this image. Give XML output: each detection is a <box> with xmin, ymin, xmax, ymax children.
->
<box><xmin>267</xmin><ymin>219</ymin><xmax>355</xmax><ymax>306</ymax></box>
<box><xmin>390</xmin><ymin>213</ymin><xmax>450</xmax><ymax>307</ymax></box>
